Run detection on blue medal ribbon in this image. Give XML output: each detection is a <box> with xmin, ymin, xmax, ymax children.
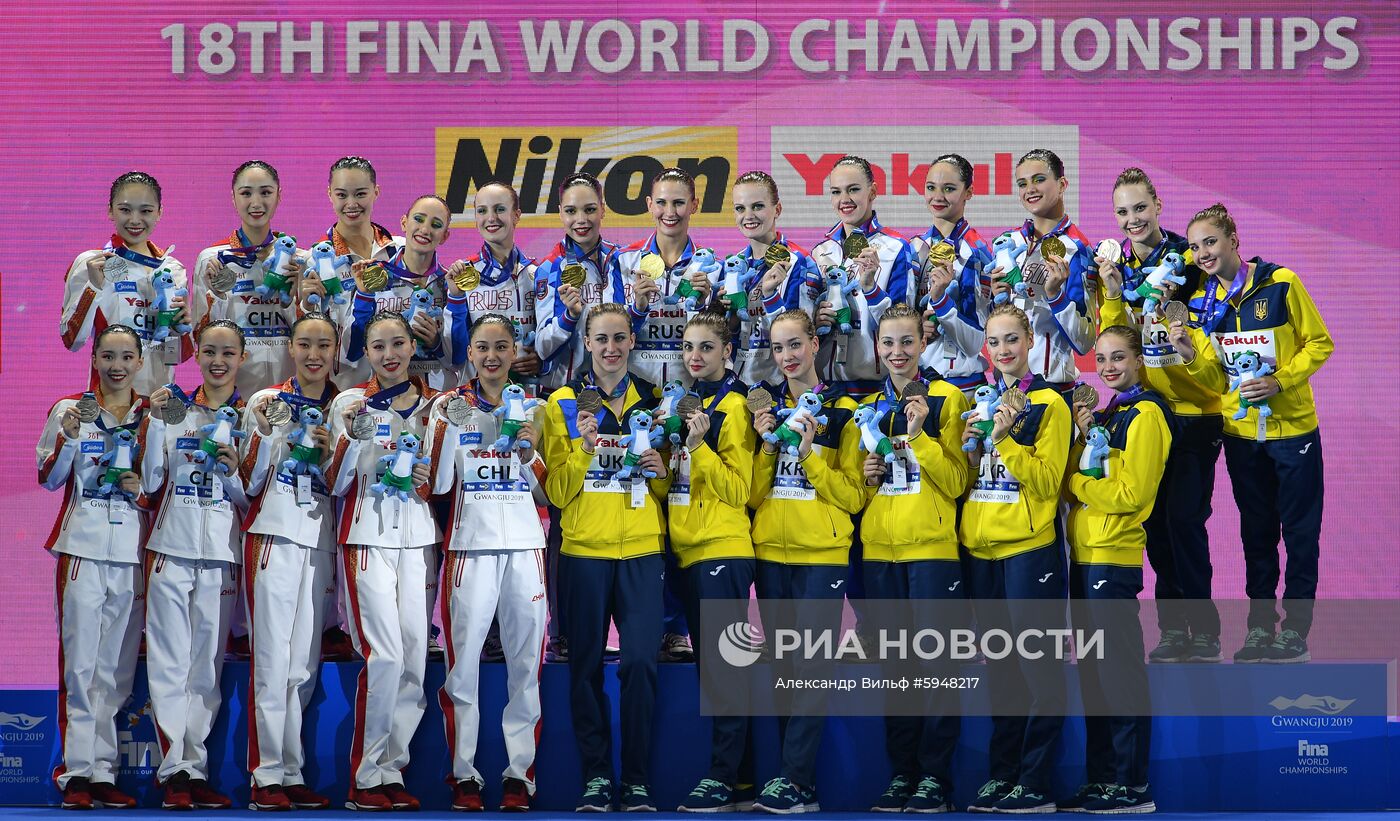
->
<box><xmin>1098</xmin><ymin>383</ymin><xmax>1147</xmax><ymax>422</ymax></box>
<box><xmin>217</xmin><ymin>228</ymin><xmax>279</xmax><ymax>267</ymax></box>
<box><xmin>364</xmin><ymin>378</ymin><xmax>416</xmax><ymax>411</ymax></box>
<box><xmin>105</xmin><ymin>235</ymin><xmax>165</xmax><ymax>269</ymax></box>
<box><xmin>1199</xmin><ymin>258</ymin><xmax>1250</xmax><ymax>335</ymax></box>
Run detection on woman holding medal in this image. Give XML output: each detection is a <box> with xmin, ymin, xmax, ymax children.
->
<box><xmin>238</xmin><ymin>312</ymin><xmax>340</xmax><ymax>811</ymax></box>
<box><xmin>669</xmin><ymin>311</ymin><xmax>760</xmax><ymax>812</ymax></box>
<box><xmin>61</xmin><ymin>171</ymin><xmax>192</xmax><ymax>395</ymax></box>
<box><xmin>538</xmin><ymin>303</ymin><xmax>669</xmax><ymax>812</ymax></box>
<box><xmin>38</xmin><ymin>324</ymin><xmax>148</xmax><ymax>811</ymax></box>
<box><xmin>1096</xmin><ymin>168</ymin><xmax>1222</xmax><ymax>664</ymax></box>
<box><xmin>1057</xmin><ymin>325</ymin><xmax>1170</xmax><ymax>815</ymax></box>
<box><xmin>343</xmin><ymin>195</ymin><xmax>464</xmax><ymax>392</ymax></box>
<box><xmin>960</xmin><ymin>303</ymin><xmax>1072</xmax><ymax>814</ymax></box>
<box><xmin>988</xmin><ymin>149</ymin><xmax>1096</xmax><ymax>392</ymax></box>
<box><xmin>445</xmin><ymin>182</ymin><xmax>540</xmax><ymax>385</ymax></box>
<box><xmin>192</xmin><ymin>160</ymin><xmax>304</xmax><ymax>396</ymax></box>
<box><xmin>424</xmin><ymin>314</ymin><xmax>549</xmax><ymax>813</ymax></box>
<box><xmin>808</xmin><ymin>155</ymin><xmax>918</xmax><ymax>398</ymax></box>
<box><xmin>858</xmin><ymin>303</ymin><xmax>970</xmax><ymax>814</ymax></box>
<box><xmin>913</xmin><ymin>154</ymin><xmax>995</xmax><ymax>397</ymax></box>
<box><xmin>729</xmin><ymin>170</ymin><xmax>817</xmax><ymax>388</ymax></box>
<box><xmin>1168</xmin><ymin>203</ymin><xmax>1332</xmax><ymax>664</ymax></box>
<box><xmin>141</xmin><ymin>319</ymin><xmax>250</xmax><ymax>811</ymax></box>
<box><xmin>325</xmin><ymin>311</ymin><xmax>440</xmax><ymax>811</ymax></box>
<box><xmin>747</xmin><ymin>309</ymin><xmax>864</xmax><ymax>814</ymax></box>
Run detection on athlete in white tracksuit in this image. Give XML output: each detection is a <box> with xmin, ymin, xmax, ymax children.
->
<box><xmin>427</xmin><ymin>379</ymin><xmax>549</xmax><ymax>796</ymax></box>
<box><xmin>239</xmin><ymin>376</ymin><xmax>339</xmax><ymax>792</ymax></box>
<box><xmin>326</xmin><ymin>370</ymin><xmax>440</xmax><ymax>798</ymax></box>
<box><xmin>38</xmin><ymin>381</ymin><xmax>149</xmax><ymax>796</ymax></box>
<box><xmin>140</xmin><ymin>384</ymin><xmax>247</xmax><ymax>787</ymax></box>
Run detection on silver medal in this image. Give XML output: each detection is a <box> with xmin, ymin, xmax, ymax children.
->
<box><xmin>103</xmin><ymin>255</ymin><xmax>129</xmax><ymax>282</ymax></box>
<box><xmin>350</xmin><ymin>411</ymin><xmax>377</xmax><ymax>441</ymax></box>
<box><xmin>74</xmin><ymin>393</ymin><xmax>101</xmax><ymax>424</ymax></box>
<box><xmin>264</xmin><ymin>399</ymin><xmax>293</xmax><ymax>427</ymax></box>
<box><xmin>208</xmin><ymin>264</ymin><xmax>238</xmax><ymax>294</ymax></box>
<box><xmin>163</xmin><ymin>396</ymin><xmax>188</xmax><ymax>426</ymax></box>
<box><xmin>444</xmin><ymin>395</ymin><xmax>473</xmax><ymax>427</ymax></box>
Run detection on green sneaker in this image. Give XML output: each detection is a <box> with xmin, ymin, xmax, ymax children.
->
<box><xmin>1261</xmin><ymin>629</ymin><xmax>1310</xmax><ymax>664</ymax></box>
<box><xmin>1058</xmin><ymin>782</ymin><xmax>1114</xmax><ymax>812</ymax></box>
<box><xmin>967</xmin><ymin>779</ymin><xmax>1013</xmax><ymax>813</ymax></box>
<box><xmin>1147</xmin><ymin>630</ymin><xmax>1190</xmax><ymax>663</ymax></box>
<box><xmin>1233</xmin><ymin>626</ymin><xmax>1274</xmax><ymax>663</ymax></box>
<box><xmin>870</xmin><ymin>774</ymin><xmax>913</xmax><ymax>812</ymax></box>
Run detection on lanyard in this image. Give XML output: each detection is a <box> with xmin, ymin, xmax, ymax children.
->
<box><xmin>1021</xmin><ymin>217</ymin><xmax>1071</xmax><ymax>255</ymax></box>
<box><xmin>695</xmin><ymin>372</ymin><xmax>738</xmax><ymax>417</ymax></box>
<box><xmin>381</xmin><ymin>249</ymin><xmax>444</xmax><ymax>288</ymax></box>
<box><xmin>586</xmin><ymin>372</ymin><xmax>632</xmax><ymax>401</ymax></box>
<box><xmin>1099</xmin><ymin>384</ymin><xmax>1146</xmax><ymax>421</ymax></box>
<box><xmin>1200</xmin><ymin>258</ymin><xmax>1250</xmax><ymax>334</ymax></box>
<box><xmin>476</xmin><ymin>243</ymin><xmax>524</xmax><ymax>288</ymax></box>
<box><xmin>279</xmin><ymin>377</ymin><xmax>333</xmax><ymax>415</ymax></box>
<box><xmin>995</xmin><ymin>372</ymin><xmax>1035</xmax><ymax>395</ymax></box>
<box><xmin>460</xmin><ymin>379</ymin><xmax>501</xmax><ymax>412</ymax></box>
<box><xmin>168</xmin><ymin>383</ymin><xmax>240</xmax><ymax>413</ymax></box>
<box><xmin>105</xmin><ymin>235</ymin><xmax>164</xmax><ymax>269</ymax></box>
<box><xmin>217</xmin><ymin>228</ymin><xmax>278</xmax><ymax>266</ymax></box>
<box><xmin>365</xmin><ymin>379</ymin><xmax>416</xmax><ymax>414</ymax></box>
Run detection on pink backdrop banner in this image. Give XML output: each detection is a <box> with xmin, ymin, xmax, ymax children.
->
<box><xmin>1</xmin><ymin>1</ymin><xmax>1397</xmax><ymax>687</ymax></box>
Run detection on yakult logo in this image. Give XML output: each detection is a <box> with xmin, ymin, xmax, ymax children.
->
<box><xmin>770</xmin><ymin>125</ymin><xmax>1079</xmax><ymax>228</ymax></box>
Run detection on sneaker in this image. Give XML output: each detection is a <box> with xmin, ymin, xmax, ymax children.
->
<box><xmin>61</xmin><ymin>776</ymin><xmax>93</xmax><ymax>810</ymax></box>
<box><xmin>546</xmin><ymin>636</ymin><xmax>569</xmax><ymax>663</ymax></box>
<box><xmin>1083</xmin><ymin>784</ymin><xmax>1156</xmax><ymax>814</ymax></box>
<box><xmin>428</xmin><ymin>626</ymin><xmax>445</xmax><ymax>661</ymax></box>
<box><xmin>1262</xmin><ymin>629</ymin><xmax>1311</xmax><ymax>664</ymax></box>
<box><xmin>992</xmin><ymin>785</ymin><xmax>1055</xmax><ymax>813</ymax></box>
<box><xmin>1057</xmin><ymin>783</ymin><xmax>1113</xmax><ymax>812</ymax></box>
<box><xmin>620</xmin><ymin>783</ymin><xmax>656</xmax><ymax>812</ymax></box>
<box><xmin>1233</xmin><ymin>627</ymin><xmax>1274</xmax><ymax>663</ymax></box>
<box><xmin>576</xmin><ymin>777</ymin><xmax>615</xmax><ymax>812</ymax></box>
<box><xmin>451</xmin><ymin>779</ymin><xmax>483</xmax><ymax>812</ymax></box>
<box><xmin>249</xmin><ymin>784</ymin><xmax>292</xmax><ymax>812</ymax></box>
<box><xmin>1146</xmin><ymin>630</ymin><xmax>1190</xmax><ymax>663</ymax></box>
<box><xmin>678</xmin><ymin>778</ymin><xmax>741</xmax><ymax>812</ymax></box>
<box><xmin>753</xmin><ymin>777</ymin><xmax>819</xmax><ymax>814</ymax></box>
<box><xmin>1185</xmin><ymin>633</ymin><xmax>1222</xmax><ymax>663</ymax></box>
<box><xmin>322</xmin><ymin>626</ymin><xmax>357</xmax><ymax>661</ymax></box>
<box><xmin>481</xmin><ymin>633</ymin><xmax>505</xmax><ymax>662</ymax></box>
<box><xmin>967</xmin><ymin>779</ymin><xmax>1013</xmax><ymax>813</ymax></box>
<box><xmin>283</xmin><ymin>783</ymin><xmax>331</xmax><ymax>809</ymax></box>
<box><xmin>870</xmin><ymin>774</ymin><xmax>914</xmax><ymax>812</ymax></box>
<box><xmin>346</xmin><ymin>786</ymin><xmax>392</xmax><ymax>811</ymax></box>
<box><xmin>500</xmin><ymin>777</ymin><xmax>531</xmax><ymax>812</ymax></box>
<box><xmin>162</xmin><ymin>772</ymin><xmax>193</xmax><ymax>811</ymax></box>
<box><xmin>904</xmin><ymin>776</ymin><xmax>951</xmax><ymax>814</ymax></box>
<box><xmin>189</xmin><ymin>779</ymin><xmax>232</xmax><ymax>810</ymax></box>
<box><xmin>659</xmin><ymin>632</ymin><xmax>694</xmax><ymax>662</ymax></box>
<box><xmin>227</xmin><ymin>633</ymin><xmax>251</xmax><ymax>660</ymax></box>
<box><xmin>87</xmin><ymin>780</ymin><xmax>135</xmax><ymax>809</ymax></box>
<box><xmin>381</xmin><ymin>782</ymin><xmax>420</xmax><ymax>810</ymax></box>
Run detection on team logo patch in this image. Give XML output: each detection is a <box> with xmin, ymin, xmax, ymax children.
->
<box><xmin>535</xmin><ymin>277</ymin><xmax>549</xmax><ymax>299</ymax></box>
<box><xmin>1253</xmin><ymin>299</ymin><xmax>1269</xmax><ymax>321</ymax></box>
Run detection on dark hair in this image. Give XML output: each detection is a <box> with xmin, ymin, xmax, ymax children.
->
<box><xmin>469</xmin><ymin>312</ymin><xmax>516</xmax><ymax>341</ymax></box>
<box><xmin>475</xmin><ymin>181</ymin><xmax>520</xmax><ymax>210</ymax></box>
<box><xmin>1189</xmin><ymin>202</ymin><xmax>1238</xmax><ymax>241</ymax></box>
<box><xmin>770</xmin><ymin>308</ymin><xmax>818</xmax><ymax>340</ymax></box>
<box><xmin>734</xmin><ymin>170</ymin><xmax>779</xmax><ymax>202</ymax></box>
<box><xmin>877</xmin><ymin>302</ymin><xmax>923</xmax><ymax>333</ymax></box>
<box><xmin>931</xmin><ymin>153</ymin><xmax>974</xmax><ymax>189</ymax></box>
<box><xmin>1016</xmin><ymin>149</ymin><xmax>1065</xmax><ymax>179</ymax></box>
<box><xmin>365</xmin><ymin>310</ymin><xmax>411</xmax><ymax>339</ymax></box>
<box><xmin>233</xmin><ymin>160</ymin><xmax>279</xmax><ymax>188</ymax></box>
<box><xmin>1098</xmin><ymin>324</ymin><xmax>1143</xmax><ymax>357</ymax></box>
<box><xmin>291</xmin><ymin>310</ymin><xmax>338</xmax><ymax>339</ymax></box>
<box><xmin>198</xmin><ymin>318</ymin><xmax>247</xmax><ymax>352</ymax></box>
<box><xmin>1113</xmin><ymin>167</ymin><xmax>1157</xmax><ymax>200</ymax></box>
<box><xmin>558</xmin><ymin>172</ymin><xmax>603</xmax><ymax>199</ymax></box>
<box><xmin>650</xmin><ymin>167</ymin><xmax>696</xmax><ymax>199</ymax></box>
<box><xmin>109</xmin><ymin>171</ymin><xmax>161</xmax><ymax>208</ymax></box>
<box><xmin>584</xmin><ymin>302</ymin><xmax>632</xmax><ymax>336</ymax></box>
<box><xmin>409</xmin><ymin>194</ymin><xmax>451</xmax><ymax>215</ymax></box>
<box><xmin>329</xmin><ymin>156</ymin><xmax>376</xmax><ymax>184</ymax></box>
<box><xmin>93</xmin><ymin>323</ymin><xmax>143</xmax><ymax>355</ymax></box>
<box><xmin>833</xmin><ymin>155</ymin><xmax>875</xmax><ymax>186</ymax></box>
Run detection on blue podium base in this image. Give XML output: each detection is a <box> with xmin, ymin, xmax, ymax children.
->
<box><xmin>0</xmin><ymin>660</ymin><xmax>1395</xmax><ymax>811</ymax></box>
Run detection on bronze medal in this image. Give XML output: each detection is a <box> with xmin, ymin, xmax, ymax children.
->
<box><xmin>443</xmin><ymin>395</ymin><xmax>473</xmax><ymax>427</ymax></box>
<box><xmin>454</xmin><ymin>264</ymin><xmax>481</xmax><ymax>292</ymax></box>
<box><xmin>1163</xmin><ymin>300</ymin><xmax>1189</xmax><ymax>326</ymax></box>
<box><xmin>575</xmin><ymin>389</ymin><xmax>604</xmax><ymax>416</ymax></box>
<box><xmin>1040</xmin><ymin>236</ymin><xmax>1066</xmax><ymax>261</ymax></box>
<box><xmin>163</xmin><ymin>396</ymin><xmax>188</xmax><ymax>427</ymax></box>
<box><xmin>1000</xmin><ymin>387</ymin><xmax>1029</xmax><ymax>413</ymax></box>
<box><xmin>901</xmin><ymin>380</ymin><xmax>929</xmax><ymax>400</ymax></box>
<box><xmin>676</xmin><ymin>394</ymin><xmax>703</xmax><ymax>419</ymax></box>
<box><xmin>763</xmin><ymin>244</ymin><xmax>791</xmax><ymax>267</ymax></box>
<box><xmin>637</xmin><ymin>253</ymin><xmax>666</xmax><ymax>281</ymax></box>
<box><xmin>842</xmin><ymin>233</ymin><xmax>869</xmax><ymax>259</ymax></box>
<box><xmin>927</xmin><ymin>241</ymin><xmax>957</xmax><ymax>268</ymax></box>
<box><xmin>361</xmin><ymin>263</ymin><xmax>389</xmax><ymax>293</ymax></box>
<box><xmin>561</xmin><ymin>263</ymin><xmax>587</xmax><ymax>289</ymax></box>
<box><xmin>1096</xmin><ymin>238</ymin><xmax>1123</xmax><ymax>265</ymax></box>
<box><xmin>1072</xmin><ymin>383</ymin><xmax>1100</xmax><ymax>410</ymax></box>
<box><xmin>264</xmin><ymin>399</ymin><xmax>293</xmax><ymax>427</ymax></box>
<box><xmin>745</xmin><ymin>386</ymin><xmax>774</xmax><ymax>414</ymax></box>
<box><xmin>350</xmin><ymin>410</ymin><xmax>377</xmax><ymax>441</ymax></box>
<box><xmin>208</xmin><ymin>264</ymin><xmax>238</xmax><ymax>294</ymax></box>
<box><xmin>74</xmin><ymin>393</ymin><xmax>101</xmax><ymax>424</ymax></box>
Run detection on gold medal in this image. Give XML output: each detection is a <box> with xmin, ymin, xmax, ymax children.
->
<box><xmin>575</xmin><ymin>389</ymin><xmax>604</xmax><ymax>416</ymax></box>
<box><xmin>454</xmin><ymin>264</ymin><xmax>481</xmax><ymax>292</ymax></box>
<box><xmin>361</xmin><ymin>263</ymin><xmax>389</xmax><ymax>293</ymax></box>
<box><xmin>350</xmin><ymin>410</ymin><xmax>377</xmax><ymax>441</ymax></box>
<box><xmin>763</xmin><ymin>244</ymin><xmax>791</xmax><ymax>267</ymax></box>
<box><xmin>927</xmin><ymin>241</ymin><xmax>957</xmax><ymax>268</ymax></box>
<box><xmin>443</xmin><ymin>395</ymin><xmax>473</xmax><ymax>427</ymax></box>
<box><xmin>1000</xmin><ymin>387</ymin><xmax>1029</xmax><ymax>413</ymax></box>
<box><xmin>745</xmin><ymin>386</ymin><xmax>774</xmax><ymax>414</ymax></box>
<box><xmin>1163</xmin><ymin>301</ymin><xmax>1189</xmax><ymax>326</ymax></box>
<box><xmin>1072</xmin><ymin>383</ymin><xmax>1100</xmax><ymax>410</ymax></box>
<box><xmin>561</xmin><ymin>264</ymin><xmax>587</xmax><ymax>289</ymax></box>
<box><xmin>842</xmin><ymin>234</ymin><xmax>869</xmax><ymax>259</ymax></box>
<box><xmin>1040</xmin><ymin>236</ymin><xmax>1066</xmax><ymax>261</ymax></box>
<box><xmin>74</xmin><ymin>392</ymin><xmax>101</xmax><ymax>424</ymax></box>
<box><xmin>264</xmin><ymin>399</ymin><xmax>293</xmax><ymax>427</ymax></box>
<box><xmin>637</xmin><ymin>253</ymin><xmax>666</xmax><ymax>281</ymax></box>
<box><xmin>676</xmin><ymin>395</ymin><xmax>702</xmax><ymax>419</ymax></box>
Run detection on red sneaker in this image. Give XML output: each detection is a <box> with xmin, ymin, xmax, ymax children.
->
<box><xmin>322</xmin><ymin>627</ymin><xmax>358</xmax><ymax>661</ymax></box>
<box><xmin>450</xmin><ymin>779</ymin><xmax>483</xmax><ymax>812</ymax></box>
<box><xmin>162</xmin><ymin>773</ymin><xmax>193</xmax><ymax>811</ymax></box>
<box><xmin>89</xmin><ymin>781</ymin><xmax>137</xmax><ymax>809</ymax></box>
<box><xmin>284</xmin><ymin>783</ymin><xmax>331</xmax><ymax>809</ymax></box>
<box><xmin>60</xmin><ymin>776</ymin><xmax>93</xmax><ymax>810</ymax></box>
<box><xmin>189</xmin><ymin>779</ymin><xmax>231</xmax><ymax>810</ymax></box>
<box><xmin>249</xmin><ymin>784</ymin><xmax>291</xmax><ymax>811</ymax></box>
<box><xmin>381</xmin><ymin>782</ymin><xmax>420</xmax><ymax>810</ymax></box>
<box><xmin>500</xmin><ymin>778</ymin><xmax>531</xmax><ymax>812</ymax></box>
<box><xmin>346</xmin><ymin>787</ymin><xmax>393</xmax><ymax>812</ymax></box>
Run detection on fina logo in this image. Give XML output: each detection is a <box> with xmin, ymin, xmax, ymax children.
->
<box><xmin>0</xmin><ymin>712</ymin><xmax>45</xmax><ymax>731</ymax></box>
<box><xmin>718</xmin><ymin>622</ymin><xmax>764</xmax><ymax>668</ymax></box>
<box><xmin>1268</xmin><ymin>694</ymin><xmax>1355</xmax><ymax>715</ymax></box>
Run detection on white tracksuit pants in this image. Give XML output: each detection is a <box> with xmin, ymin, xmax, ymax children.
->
<box><xmin>54</xmin><ymin>554</ymin><xmax>143</xmax><ymax>788</ymax></box>
<box><xmin>245</xmin><ymin>534</ymin><xmax>334</xmax><ymax>787</ymax></box>
<box><xmin>439</xmin><ymin>549</ymin><xmax>547</xmax><ymax>790</ymax></box>
<box><xmin>342</xmin><ymin>544</ymin><xmax>438</xmax><ymax>789</ymax></box>
<box><xmin>144</xmin><ymin>553</ymin><xmax>236</xmax><ymax>783</ymax></box>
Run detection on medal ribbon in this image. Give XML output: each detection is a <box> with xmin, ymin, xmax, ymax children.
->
<box><xmin>105</xmin><ymin>235</ymin><xmax>165</xmax><ymax>269</ymax></box>
<box><xmin>1200</xmin><ymin>257</ymin><xmax>1250</xmax><ymax>335</ymax></box>
<box><xmin>696</xmin><ymin>372</ymin><xmax>738</xmax><ymax>417</ymax></box>
<box><xmin>1120</xmin><ymin>233</ymin><xmax>1170</xmax><ymax>291</ymax></box>
<box><xmin>475</xmin><ymin>243</ymin><xmax>526</xmax><ymax>288</ymax></box>
<box><xmin>365</xmin><ymin>379</ymin><xmax>416</xmax><ymax>411</ymax></box>
<box><xmin>1020</xmin><ymin>217</ymin><xmax>1071</xmax><ymax>256</ymax></box>
<box><xmin>459</xmin><ymin>378</ymin><xmax>501</xmax><ymax>412</ymax></box>
<box><xmin>217</xmin><ymin>228</ymin><xmax>278</xmax><ymax>267</ymax></box>
<box><xmin>381</xmin><ymin>249</ymin><xmax>445</xmax><ymax>288</ymax></box>
<box><xmin>1099</xmin><ymin>383</ymin><xmax>1147</xmax><ymax>422</ymax></box>
<box><xmin>586</xmin><ymin>372</ymin><xmax>632</xmax><ymax>401</ymax></box>
<box><xmin>279</xmin><ymin>377</ymin><xmax>334</xmax><ymax>416</ymax></box>
<box><xmin>995</xmin><ymin>372</ymin><xmax>1036</xmax><ymax>395</ymax></box>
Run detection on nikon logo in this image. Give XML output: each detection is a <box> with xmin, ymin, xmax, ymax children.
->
<box><xmin>437</xmin><ymin>127</ymin><xmax>738</xmax><ymax>227</ymax></box>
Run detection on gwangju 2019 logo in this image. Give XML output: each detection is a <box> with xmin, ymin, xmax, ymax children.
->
<box><xmin>1269</xmin><ymin>694</ymin><xmax>1356</xmax><ymax>715</ymax></box>
<box><xmin>436</xmin><ymin>126</ymin><xmax>738</xmax><ymax>227</ymax></box>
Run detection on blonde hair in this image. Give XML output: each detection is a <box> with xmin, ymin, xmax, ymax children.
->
<box><xmin>1113</xmin><ymin>167</ymin><xmax>1158</xmax><ymax>200</ymax></box>
<box><xmin>583</xmin><ymin>302</ymin><xmax>631</xmax><ymax>335</ymax></box>
<box><xmin>1097</xmin><ymin>324</ymin><xmax>1143</xmax><ymax>356</ymax></box>
<box><xmin>1188</xmin><ymin>202</ymin><xmax>1238</xmax><ymax>240</ymax></box>
<box><xmin>877</xmin><ymin>302</ymin><xmax>922</xmax><ymax>333</ymax></box>
<box><xmin>770</xmin><ymin>308</ymin><xmax>818</xmax><ymax>340</ymax></box>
